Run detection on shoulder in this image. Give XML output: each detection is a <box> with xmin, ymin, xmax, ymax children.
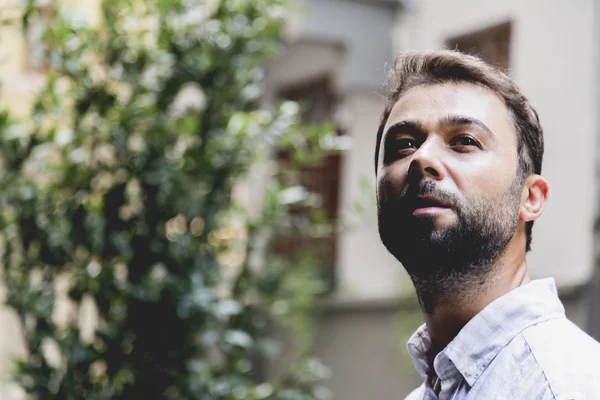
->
<box><xmin>522</xmin><ymin>317</ymin><xmax>600</xmax><ymax>365</ymax></box>
<box><xmin>403</xmin><ymin>383</ymin><xmax>425</xmax><ymax>400</ymax></box>
<box><xmin>521</xmin><ymin>318</ymin><xmax>600</xmax><ymax>399</ymax></box>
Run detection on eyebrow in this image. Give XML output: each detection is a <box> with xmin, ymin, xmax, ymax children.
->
<box><xmin>440</xmin><ymin>115</ymin><xmax>495</xmax><ymax>139</ymax></box>
<box><xmin>384</xmin><ymin>115</ymin><xmax>495</xmax><ymax>141</ymax></box>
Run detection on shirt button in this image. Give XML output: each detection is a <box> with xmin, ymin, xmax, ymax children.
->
<box><xmin>465</xmin><ymin>364</ymin><xmax>476</xmax><ymax>377</ymax></box>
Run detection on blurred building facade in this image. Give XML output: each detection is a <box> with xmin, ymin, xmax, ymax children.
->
<box><xmin>266</xmin><ymin>0</ymin><xmax>600</xmax><ymax>398</ymax></box>
<box><xmin>0</xmin><ymin>0</ymin><xmax>598</xmax><ymax>399</ymax></box>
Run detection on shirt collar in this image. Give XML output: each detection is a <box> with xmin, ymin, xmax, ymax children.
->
<box><xmin>406</xmin><ymin>278</ymin><xmax>565</xmax><ymax>387</ymax></box>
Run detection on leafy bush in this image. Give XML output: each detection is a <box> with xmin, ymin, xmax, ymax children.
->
<box><xmin>0</xmin><ymin>1</ymin><xmax>342</xmax><ymax>398</ymax></box>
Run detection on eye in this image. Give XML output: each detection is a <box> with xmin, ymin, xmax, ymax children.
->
<box><xmin>384</xmin><ymin>137</ymin><xmax>419</xmax><ymax>164</ymax></box>
<box><xmin>452</xmin><ymin>135</ymin><xmax>480</xmax><ymax>148</ymax></box>
<box><xmin>397</xmin><ymin>138</ymin><xmax>418</xmax><ymax>151</ymax></box>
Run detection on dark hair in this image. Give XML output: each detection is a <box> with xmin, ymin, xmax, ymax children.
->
<box><xmin>375</xmin><ymin>50</ymin><xmax>544</xmax><ymax>251</ymax></box>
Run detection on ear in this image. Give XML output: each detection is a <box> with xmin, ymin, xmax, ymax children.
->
<box><xmin>520</xmin><ymin>175</ymin><xmax>549</xmax><ymax>222</ymax></box>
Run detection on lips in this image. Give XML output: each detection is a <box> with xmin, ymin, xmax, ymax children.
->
<box><xmin>414</xmin><ymin>195</ymin><xmax>451</xmax><ymax>209</ymax></box>
<box><xmin>408</xmin><ymin>195</ymin><xmax>452</xmax><ymax>215</ymax></box>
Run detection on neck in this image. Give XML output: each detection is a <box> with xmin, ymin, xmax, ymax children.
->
<box><xmin>414</xmin><ymin>246</ymin><xmax>530</xmax><ymax>360</ymax></box>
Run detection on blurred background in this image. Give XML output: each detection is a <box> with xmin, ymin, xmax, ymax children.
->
<box><xmin>0</xmin><ymin>0</ymin><xmax>598</xmax><ymax>399</ymax></box>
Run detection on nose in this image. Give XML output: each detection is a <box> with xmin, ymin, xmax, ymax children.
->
<box><xmin>407</xmin><ymin>138</ymin><xmax>446</xmax><ymax>182</ymax></box>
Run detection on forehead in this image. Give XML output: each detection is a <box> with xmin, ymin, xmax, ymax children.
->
<box><xmin>385</xmin><ymin>82</ymin><xmax>514</xmax><ymax>138</ymax></box>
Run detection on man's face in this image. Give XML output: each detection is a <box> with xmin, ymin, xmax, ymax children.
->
<box><xmin>376</xmin><ymin>82</ymin><xmax>524</xmax><ymax>279</ymax></box>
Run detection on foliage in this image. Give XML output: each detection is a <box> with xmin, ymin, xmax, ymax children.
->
<box><xmin>0</xmin><ymin>0</ymin><xmax>344</xmax><ymax>398</ymax></box>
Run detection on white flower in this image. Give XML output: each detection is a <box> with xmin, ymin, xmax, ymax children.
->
<box><xmin>68</xmin><ymin>147</ymin><xmax>88</xmax><ymax>164</ymax></box>
<box><xmin>127</xmin><ymin>133</ymin><xmax>145</xmax><ymax>153</ymax></box>
<box><xmin>55</xmin><ymin>128</ymin><xmax>74</xmax><ymax>147</ymax></box>
<box><xmin>168</xmin><ymin>2</ymin><xmax>220</xmax><ymax>32</ymax></box>
<box><xmin>106</xmin><ymin>79</ymin><xmax>133</xmax><ymax>105</ymax></box>
<box><xmin>24</xmin><ymin>143</ymin><xmax>61</xmax><ymax>187</ymax></box>
<box><xmin>89</xmin><ymin>64</ymin><xmax>109</xmax><ymax>86</ymax></box>
<box><xmin>41</xmin><ymin>338</ymin><xmax>62</xmax><ymax>369</ymax></box>
<box><xmin>181</xmin><ymin>7</ymin><xmax>210</xmax><ymax>25</ymax></box>
<box><xmin>86</xmin><ymin>258</ymin><xmax>102</xmax><ymax>278</ymax></box>
<box><xmin>168</xmin><ymin>82</ymin><xmax>207</xmax><ymax>118</ymax></box>
<box><xmin>90</xmin><ymin>171</ymin><xmax>114</xmax><ymax>192</ymax></box>
<box><xmin>141</xmin><ymin>63</ymin><xmax>171</xmax><ymax>91</ymax></box>
<box><xmin>94</xmin><ymin>143</ymin><xmax>117</xmax><ymax>167</ymax></box>
<box><xmin>278</xmin><ymin>185</ymin><xmax>309</xmax><ymax>205</ymax></box>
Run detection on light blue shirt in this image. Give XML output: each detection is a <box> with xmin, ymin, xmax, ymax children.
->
<box><xmin>405</xmin><ymin>278</ymin><xmax>600</xmax><ymax>399</ymax></box>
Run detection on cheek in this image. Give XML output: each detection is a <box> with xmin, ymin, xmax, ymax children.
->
<box><xmin>447</xmin><ymin>153</ymin><xmax>517</xmax><ymax>193</ymax></box>
<box><xmin>451</xmin><ymin>158</ymin><xmax>516</xmax><ymax>200</ymax></box>
<box><xmin>377</xmin><ymin>164</ymin><xmax>408</xmax><ymax>200</ymax></box>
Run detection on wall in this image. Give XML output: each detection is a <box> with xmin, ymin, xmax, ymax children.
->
<box><xmin>268</xmin><ymin>0</ymin><xmax>406</xmax><ymax>301</ymax></box>
<box><xmin>393</xmin><ymin>0</ymin><xmax>598</xmax><ymax>289</ymax></box>
<box><xmin>294</xmin><ymin>0</ymin><xmax>396</xmax><ymax>89</ymax></box>
<box><xmin>315</xmin><ymin>300</ymin><xmax>422</xmax><ymax>400</ymax></box>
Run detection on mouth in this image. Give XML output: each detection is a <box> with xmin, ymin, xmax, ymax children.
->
<box><xmin>411</xmin><ymin>195</ymin><xmax>452</xmax><ymax>215</ymax></box>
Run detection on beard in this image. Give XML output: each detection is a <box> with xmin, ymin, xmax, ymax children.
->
<box><xmin>377</xmin><ymin>177</ymin><xmax>523</xmax><ymax>308</ymax></box>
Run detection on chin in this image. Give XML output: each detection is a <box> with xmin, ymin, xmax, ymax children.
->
<box><xmin>408</xmin><ymin>218</ymin><xmax>456</xmax><ymax>237</ymax></box>
<box><xmin>431</xmin><ymin>220</ymin><xmax>457</xmax><ymax>234</ymax></box>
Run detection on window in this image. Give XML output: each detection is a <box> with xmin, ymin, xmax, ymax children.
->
<box><xmin>276</xmin><ymin>76</ymin><xmax>341</xmax><ymax>290</ymax></box>
<box><xmin>446</xmin><ymin>21</ymin><xmax>512</xmax><ymax>71</ymax></box>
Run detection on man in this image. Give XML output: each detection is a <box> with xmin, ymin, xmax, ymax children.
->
<box><xmin>375</xmin><ymin>50</ymin><xmax>600</xmax><ymax>399</ymax></box>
